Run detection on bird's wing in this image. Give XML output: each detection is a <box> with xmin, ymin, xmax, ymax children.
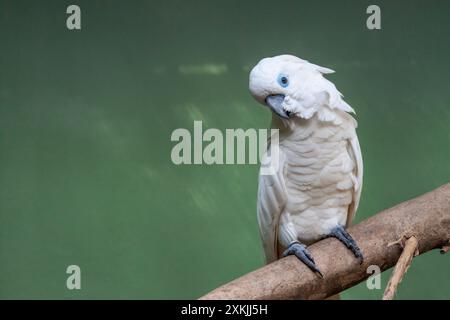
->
<box><xmin>257</xmin><ymin>149</ymin><xmax>287</xmax><ymax>263</ymax></box>
<box><xmin>346</xmin><ymin>133</ymin><xmax>363</xmax><ymax>227</ymax></box>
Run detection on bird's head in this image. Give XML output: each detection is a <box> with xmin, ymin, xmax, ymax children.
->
<box><xmin>249</xmin><ymin>54</ymin><xmax>354</xmax><ymax>122</ymax></box>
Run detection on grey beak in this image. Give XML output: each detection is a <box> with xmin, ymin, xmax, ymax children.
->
<box><xmin>265</xmin><ymin>94</ymin><xmax>290</xmax><ymax>119</ymax></box>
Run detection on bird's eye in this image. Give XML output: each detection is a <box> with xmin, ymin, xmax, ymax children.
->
<box><xmin>277</xmin><ymin>74</ymin><xmax>289</xmax><ymax>88</ymax></box>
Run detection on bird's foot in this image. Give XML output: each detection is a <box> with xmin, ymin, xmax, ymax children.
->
<box><xmin>327</xmin><ymin>225</ymin><xmax>364</xmax><ymax>263</ymax></box>
<box><xmin>282</xmin><ymin>241</ymin><xmax>323</xmax><ymax>278</ymax></box>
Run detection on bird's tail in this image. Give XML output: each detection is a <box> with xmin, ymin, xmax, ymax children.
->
<box><xmin>326</xmin><ymin>294</ymin><xmax>341</xmax><ymax>300</ymax></box>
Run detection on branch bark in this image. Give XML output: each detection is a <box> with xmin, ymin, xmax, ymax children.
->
<box><xmin>201</xmin><ymin>183</ymin><xmax>450</xmax><ymax>300</ymax></box>
<box><xmin>382</xmin><ymin>236</ymin><xmax>418</xmax><ymax>300</ymax></box>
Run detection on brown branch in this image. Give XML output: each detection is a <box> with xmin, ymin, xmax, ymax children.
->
<box><xmin>200</xmin><ymin>183</ymin><xmax>450</xmax><ymax>300</ymax></box>
<box><xmin>382</xmin><ymin>236</ymin><xmax>418</xmax><ymax>300</ymax></box>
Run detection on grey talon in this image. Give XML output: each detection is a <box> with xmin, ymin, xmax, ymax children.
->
<box><xmin>283</xmin><ymin>242</ymin><xmax>323</xmax><ymax>277</ymax></box>
<box><xmin>327</xmin><ymin>225</ymin><xmax>364</xmax><ymax>262</ymax></box>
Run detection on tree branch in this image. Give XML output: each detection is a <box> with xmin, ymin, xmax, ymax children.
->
<box><xmin>200</xmin><ymin>183</ymin><xmax>450</xmax><ymax>300</ymax></box>
<box><xmin>382</xmin><ymin>236</ymin><xmax>418</xmax><ymax>300</ymax></box>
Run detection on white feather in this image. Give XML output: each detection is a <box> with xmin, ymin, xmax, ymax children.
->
<box><xmin>251</xmin><ymin>55</ymin><xmax>363</xmax><ymax>263</ymax></box>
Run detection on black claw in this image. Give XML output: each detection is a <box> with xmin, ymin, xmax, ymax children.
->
<box><xmin>283</xmin><ymin>242</ymin><xmax>323</xmax><ymax>277</ymax></box>
<box><xmin>327</xmin><ymin>225</ymin><xmax>364</xmax><ymax>263</ymax></box>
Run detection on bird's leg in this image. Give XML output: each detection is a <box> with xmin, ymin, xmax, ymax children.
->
<box><xmin>327</xmin><ymin>225</ymin><xmax>363</xmax><ymax>263</ymax></box>
<box><xmin>282</xmin><ymin>241</ymin><xmax>323</xmax><ymax>278</ymax></box>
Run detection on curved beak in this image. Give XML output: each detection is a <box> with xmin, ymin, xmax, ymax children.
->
<box><xmin>265</xmin><ymin>94</ymin><xmax>290</xmax><ymax>119</ymax></box>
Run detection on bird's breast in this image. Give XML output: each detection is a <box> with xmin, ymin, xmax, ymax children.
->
<box><xmin>278</xmin><ymin>117</ymin><xmax>356</xmax><ymax>240</ymax></box>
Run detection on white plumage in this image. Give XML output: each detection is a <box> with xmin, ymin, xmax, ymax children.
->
<box><xmin>249</xmin><ymin>55</ymin><xmax>363</xmax><ymax>263</ymax></box>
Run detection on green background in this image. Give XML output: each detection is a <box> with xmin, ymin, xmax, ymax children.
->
<box><xmin>0</xmin><ymin>0</ymin><xmax>449</xmax><ymax>299</ymax></box>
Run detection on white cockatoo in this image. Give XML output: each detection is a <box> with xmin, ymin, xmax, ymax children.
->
<box><xmin>249</xmin><ymin>54</ymin><xmax>363</xmax><ymax>276</ymax></box>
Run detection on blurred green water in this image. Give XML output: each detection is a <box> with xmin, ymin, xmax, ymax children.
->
<box><xmin>0</xmin><ymin>0</ymin><xmax>448</xmax><ymax>299</ymax></box>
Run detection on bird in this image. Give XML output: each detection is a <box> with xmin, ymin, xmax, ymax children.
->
<box><xmin>249</xmin><ymin>54</ymin><xmax>363</xmax><ymax>277</ymax></box>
